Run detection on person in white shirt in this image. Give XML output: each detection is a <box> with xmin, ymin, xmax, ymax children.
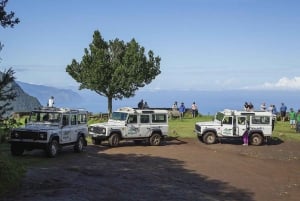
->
<box><xmin>191</xmin><ymin>102</ymin><xmax>198</xmax><ymax>118</ymax></box>
<box><xmin>48</xmin><ymin>96</ymin><xmax>54</xmax><ymax>107</ymax></box>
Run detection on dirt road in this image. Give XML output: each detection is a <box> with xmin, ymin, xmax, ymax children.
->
<box><xmin>1</xmin><ymin>138</ymin><xmax>300</xmax><ymax>201</ymax></box>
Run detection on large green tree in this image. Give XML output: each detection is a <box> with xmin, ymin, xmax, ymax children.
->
<box><xmin>0</xmin><ymin>0</ymin><xmax>19</xmax><ymax>118</ymax></box>
<box><xmin>66</xmin><ymin>30</ymin><xmax>161</xmax><ymax>114</ymax></box>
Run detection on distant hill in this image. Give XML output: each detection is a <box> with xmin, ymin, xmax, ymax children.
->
<box><xmin>10</xmin><ymin>81</ymin><xmax>42</xmax><ymax>113</ymax></box>
<box><xmin>17</xmin><ymin>81</ymin><xmax>85</xmax><ymax>109</ymax></box>
<box><xmin>0</xmin><ymin>77</ymin><xmax>41</xmax><ymax>116</ymax></box>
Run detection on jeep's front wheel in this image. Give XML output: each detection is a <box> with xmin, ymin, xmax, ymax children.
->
<box><xmin>108</xmin><ymin>133</ymin><xmax>120</xmax><ymax>147</ymax></box>
<box><xmin>250</xmin><ymin>133</ymin><xmax>263</xmax><ymax>146</ymax></box>
<box><xmin>46</xmin><ymin>140</ymin><xmax>59</xmax><ymax>158</ymax></box>
<box><xmin>203</xmin><ymin>132</ymin><xmax>217</xmax><ymax>144</ymax></box>
<box><xmin>11</xmin><ymin>143</ymin><xmax>24</xmax><ymax>156</ymax></box>
<box><xmin>149</xmin><ymin>133</ymin><xmax>161</xmax><ymax>146</ymax></box>
<box><xmin>74</xmin><ymin>136</ymin><xmax>84</xmax><ymax>153</ymax></box>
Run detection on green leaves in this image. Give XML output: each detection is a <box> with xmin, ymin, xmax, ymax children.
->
<box><xmin>66</xmin><ymin>30</ymin><xmax>161</xmax><ymax>113</ymax></box>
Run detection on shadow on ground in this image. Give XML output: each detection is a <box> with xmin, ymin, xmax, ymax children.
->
<box><xmin>1</xmin><ymin>145</ymin><xmax>255</xmax><ymax>201</ymax></box>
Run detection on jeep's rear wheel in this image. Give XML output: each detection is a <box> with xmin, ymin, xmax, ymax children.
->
<box><xmin>74</xmin><ymin>136</ymin><xmax>84</xmax><ymax>153</ymax></box>
<box><xmin>250</xmin><ymin>133</ymin><xmax>263</xmax><ymax>146</ymax></box>
<box><xmin>11</xmin><ymin>143</ymin><xmax>24</xmax><ymax>156</ymax></box>
<box><xmin>109</xmin><ymin>133</ymin><xmax>120</xmax><ymax>147</ymax></box>
<box><xmin>149</xmin><ymin>133</ymin><xmax>161</xmax><ymax>146</ymax></box>
<box><xmin>203</xmin><ymin>132</ymin><xmax>217</xmax><ymax>144</ymax></box>
<box><xmin>46</xmin><ymin>139</ymin><xmax>59</xmax><ymax>158</ymax></box>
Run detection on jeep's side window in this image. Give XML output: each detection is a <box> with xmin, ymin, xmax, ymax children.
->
<box><xmin>152</xmin><ymin>114</ymin><xmax>167</xmax><ymax>123</ymax></box>
<box><xmin>78</xmin><ymin>114</ymin><xmax>87</xmax><ymax>124</ymax></box>
<box><xmin>71</xmin><ymin>114</ymin><xmax>77</xmax><ymax>125</ymax></box>
<box><xmin>238</xmin><ymin>117</ymin><xmax>246</xmax><ymax>125</ymax></box>
<box><xmin>252</xmin><ymin>116</ymin><xmax>270</xmax><ymax>124</ymax></box>
<box><xmin>62</xmin><ymin>115</ymin><xmax>69</xmax><ymax>126</ymax></box>
<box><xmin>140</xmin><ymin>115</ymin><xmax>150</xmax><ymax>123</ymax></box>
<box><xmin>223</xmin><ymin>116</ymin><xmax>232</xmax><ymax>124</ymax></box>
<box><xmin>128</xmin><ymin>115</ymin><xmax>137</xmax><ymax>124</ymax></box>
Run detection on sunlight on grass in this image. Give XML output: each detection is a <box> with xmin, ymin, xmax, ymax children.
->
<box><xmin>168</xmin><ymin>116</ymin><xmax>300</xmax><ymax>141</ymax></box>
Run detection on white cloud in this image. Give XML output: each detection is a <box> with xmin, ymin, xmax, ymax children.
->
<box><xmin>262</xmin><ymin>77</ymin><xmax>300</xmax><ymax>90</ymax></box>
<box><xmin>245</xmin><ymin>77</ymin><xmax>300</xmax><ymax>90</ymax></box>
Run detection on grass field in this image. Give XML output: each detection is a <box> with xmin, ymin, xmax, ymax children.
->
<box><xmin>168</xmin><ymin>116</ymin><xmax>300</xmax><ymax>141</ymax></box>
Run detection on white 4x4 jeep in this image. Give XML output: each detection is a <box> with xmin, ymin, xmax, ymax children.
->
<box><xmin>89</xmin><ymin>107</ymin><xmax>168</xmax><ymax>147</ymax></box>
<box><xmin>195</xmin><ymin>109</ymin><xmax>275</xmax><ymax>146</ymax></box>
<box><xmin>9</xmin><ymin>107</ymin><xmax>88</xmax><ymax>157</ymax></box>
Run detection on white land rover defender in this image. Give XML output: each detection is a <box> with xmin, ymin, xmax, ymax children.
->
<box><xmin>195</xmin><ymin>109</ymin><xmax>275</xmax><ymax>146</ymax></box>
<box><xmin>9</xmin><ymin>107</ymin><xmax>88</xmax><ymax>157</ymax></box>
<box><xmin>89</xmin><ymin>107</ymin><xmax>168</xmax><ymax>147</ymax></box>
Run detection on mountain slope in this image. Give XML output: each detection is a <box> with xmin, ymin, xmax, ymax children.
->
<box><xmin>17</xmin><ymin>81</ymin><xmax>85</xmax><ymax>109</ymax></box>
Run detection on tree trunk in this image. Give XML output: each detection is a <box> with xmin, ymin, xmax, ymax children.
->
<box><xmin>107</xmin><ymin>96</ymin><xmax>113</xmax><ymax>117</ymax></box>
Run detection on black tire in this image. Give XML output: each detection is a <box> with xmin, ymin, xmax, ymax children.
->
<box><xmin>74</xmin><ymin>136</ymin><xmax>84</xmax><ymax>153</ymax></box>
<box><xmin>108</xmin><ymin>133</ymin><xmax>120</xmax><ymax>147</ymax></box>
<box><xmin>203</xmin><ymin>132</ymin><xmax>217</xmax><ymax>144</ymax></box>
<box><xmin>46</xmin><ymin>139</ymin><xmax>59</xmax><ymax>158</ymax></box>
<box><xmin>250</xmin><ymin>133</ymin><xmax>263</xmax><ymax>146</ymax></box>
<box><xmin>11</xmin><ymin>143</ymin><xmax>24</xmax><ymax>156</ymax></box>
<box><xmin>92</xmin><ymin>138</ymin><xmax>102</xmax><ymax>145</ymax></box>
<box><xmin>149</xmin><ymin>133</ymin><xmax>161</xmax><ymax>146</ymax></box>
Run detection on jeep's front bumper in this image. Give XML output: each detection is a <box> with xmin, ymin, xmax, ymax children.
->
<box><xmin>9</xmin><ymin>139</ymin><xmax>48</xmax><ymax>150</ymax></box>
<box><xmin>89</xmin><ymin>133</ymin><xmax>109</xmax><ymax>141</ymax></box>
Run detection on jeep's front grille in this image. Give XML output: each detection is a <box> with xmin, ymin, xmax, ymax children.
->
<box><xmin>11</xmin><ymin>130</ymin><xmax>47</xmax><ymax>140</ymax></box>
<box><xmin>195</xmin><ymin>125</ymin><xmax>201</xmax><ymax>132</ymax></box>
<box><xmin>89</xmin><ymin>126</ymin><xmax>106</xmax><ymax>134</ymax></box>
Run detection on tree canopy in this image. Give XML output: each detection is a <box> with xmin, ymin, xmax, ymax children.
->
<box><xmin>0</xmin><ymin>0</ymin><xmax>19</xmax><ymax>28</ymax></box>
<box><xmin>66</xmin><ymin>30</ymin><xmax>161</xmax><ymax>114</ymax></box>
<box><xmin>0</xmin><ymin>0</ymin><xmax>18</xmax><ymax>118</ymax></box>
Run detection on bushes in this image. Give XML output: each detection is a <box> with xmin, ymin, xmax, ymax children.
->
<box><xmin>0</xmin><ymin>152</ymin><xmax>25</xmax><ymax>195</ymax></box>
<box><xmin>0</xmin><ymin>118</ymin><xmax>22</xmax><ymax>144</ymax></box>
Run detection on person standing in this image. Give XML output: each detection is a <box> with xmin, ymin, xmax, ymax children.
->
<box><xmin>242</xmin><ymin>120</ymin><xmax>250</xmax><ymax>146</ymax></box>
<box><xmin>48</xmin><ymin>96</ymin><xmax>54</xmax><ymax>107</ymax></box>
<box><xmin>179</xmin><ymin>102</ymin><xmax>186</xmax><ymax>119</ymax></box>
<box><xmin>296</xmin><ymin>109</ymin><xmax>300</xmax><ymax>132</ymax></box>
<box><xmin>289</xmin><ymin>108</ymin><xmax>296</xmax><ymax>129</ymax></box>
<box><xmin>172</xmin><ymin>101</ymin><xmax>178</xmax><ymax>110</ymax></box>
<box><xmin>138</xmin><ymin>99</ymin><xmax>144</xmax><ymax>109</ymax></box>
<box><xmin>143</xmin><ymin>101</ymin><xmax>149</xmax><ymax>109</ymax></box>
<box><xmin>260</xmin><ymin>102</ymin><xmax>266</xmax><ymax>111</ymax></box>
<box><xmin>191</xmin><ymin>102</ymin><xmax>198</xmax><ymax>118</ymax></box>
<box><xmin>280</xmin><ymin>103</ymin><xmax>287</xmax><ymax>122</ymax></box>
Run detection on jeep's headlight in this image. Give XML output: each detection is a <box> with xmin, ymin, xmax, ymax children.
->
<box><xmin>89</xmin><ymin>126</ymin><xmax>106</xmax><ymax>134</ymax></box>
<box><xmin>11</xmin><ymin>132</ymin><xmax>19</xmax><ymax>139</ymax></box>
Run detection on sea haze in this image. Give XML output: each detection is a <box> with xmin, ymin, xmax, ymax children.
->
<box><xmin>17</xmin><ymin>82</ymin><xmax>300</xmax><ymax>115</ymax></box>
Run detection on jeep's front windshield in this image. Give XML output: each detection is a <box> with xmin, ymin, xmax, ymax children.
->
<box><xmin>215</xmin><ymin>112</ymin><xmax>224</xmax><ymax>121</ymax></box>
<box><xmin>29</xmin><ymin>111</ymin><xmax>62</xmax><ymax>124</ymax></box>
<box><xmin>110</xmin><ymin>112</ymin><xmax>128</xmax><ymax>121</ymax></box>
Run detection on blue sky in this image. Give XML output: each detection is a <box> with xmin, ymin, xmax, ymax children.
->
<box><xmin>1</xmin><ymin>0</ymin><xmax>300</xmax><ymax>91</ymax></box>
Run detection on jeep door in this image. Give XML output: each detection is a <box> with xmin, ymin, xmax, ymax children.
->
<box><xmin>138</xmin><ymin>114</ymin><xmax>151</xmax><ymax>137</ymax></box>
<box><xmin>61</xmin><ymin>114</ymin><xmax>72</xmax><ymax>143</ymax></box>
<box><xmin>236</xmin><ymin>116</ymin><xmax>247</xmax><ymax>136</ymax></box>
<box><xmin>126</xmin><ymin>114</ymin><xmax>139</xmax><ymax>137</ymax></box>
<box><xmin>221</xmin><ymin>116</ymin><xmax>234</xmax><ymax>136</ymax></box>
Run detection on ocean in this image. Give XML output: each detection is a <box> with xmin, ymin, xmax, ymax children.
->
<box><xmin>78</xmin><ymin>89</ymin><xmax>300</xmax><ymax>115</ymax></box>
